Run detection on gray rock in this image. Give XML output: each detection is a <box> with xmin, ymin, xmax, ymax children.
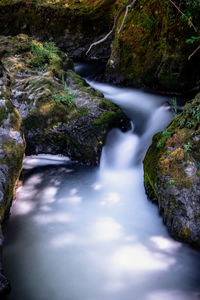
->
<box><xmin>0</xmin><ymin>273</ymin><xmax>11</xmax><ymax>295</ymax></box>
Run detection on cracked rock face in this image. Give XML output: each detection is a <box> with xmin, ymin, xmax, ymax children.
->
<box><xmin>143</xmin><ymin>93</ymin><xmax>200</xmax><ymax>248</ymax></box>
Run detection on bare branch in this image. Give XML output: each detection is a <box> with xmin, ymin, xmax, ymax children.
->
<box><xmin>118</xmin><ymin>0</ymin><xmax>137</xmax><ymax>34</ymax></box>
<box><xmin>169</xmin><ymin>0</ymin><xmax>197</xmax><ymax>32</ymax></box>
<box><xmin>86</xmin><ymin>1</ymin><xmax>137</xmax><ymax>55</ymax></box>
<box><xmin>86</xmin><ymin>29</ymin><xmax>114</xmax><ymax>55</ymax></box>
<box><xmin>188</xmin><ymin>44</ymin><xmax>200</xmax><ymax>60</ymax></box>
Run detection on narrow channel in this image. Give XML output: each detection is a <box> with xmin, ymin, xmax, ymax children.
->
<box><xmin>3</xmin><ymin>64</ymin><xmax>200</xmax><ymax>300</ymax></box>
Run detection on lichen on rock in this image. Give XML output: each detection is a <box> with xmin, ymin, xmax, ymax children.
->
<box><xmin>106</xmin><ymin>0</ymin><xmax>200</xmax><ymax>94</ymax></box>
<box><xmin>0</xmin><ymin>60</ymin><xmax>25</xmax><ymax>294</ymax></box>
<box><xmin>0</xmin><ymin>34</ymin><xmax>128</xmax><ymax>165</ymax></box>
<box><xmin>143</xmin><ymin>93</ymin><xmax>200</xmax><ymax>248</ymax></box>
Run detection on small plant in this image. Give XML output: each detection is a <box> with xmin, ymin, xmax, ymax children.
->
<box><xmin>52</xmin><ymin>92</ymin><xmax>75</xmax><ymax>108</ymax></box>
<box><xmin>197</xmin><ymin>162</ymin><xmax>200</xmax><ymax>170</ymax></box>
<box><xmin>52</xmin><ymin>124</ymin><xmax>58</xmax><ymax>129</ymax></box>
<box><xmin>30</xmin><ymin>40</ymin><xmax>60</xmax><ymax>71</ymax></box>
<box><xmin>52</xmin><ymin>71</ymin><xmax>76</xmax><ymax>108</ymax></box>
<box><xmin>187</xmin><ymin>121</ymin><xmax>195</xmax><ymax>128</ymax></box>
<box><xmin>179</xmin><ymin>119</ymin><xmax>185</xmax><ymax>127</ymax></box>
<box><xmin>186</xmin><ymin>36</ymin><xmax>200</xmax><ymax>44</ymax></box>
<box><xmin>167</xmin><ymin>179</ymin><xmax>175</xmax><ymax>185</ymax></box>
<box><xmin>172</xmin><ymin>97</ymin><xmax>177</xmax><ymax>115</ymax></box>
<box><xmin>156</xmin><ymin>141</ymin><xmax>162</xmax><ymax>149</ymax></box>
<box><xmin>162</xmin><ymin>129</ymin><xmax>170</xmax><ymax>140</ymax></box>
<box><xmin>184</xmin><ymin>143</ymin><xmax>192</xmax><ymax>152</ymax></box>
<box><xmin>189</xmin><ymin>104</ymin><xmax>200</xmax><ymax>121</ymax></box>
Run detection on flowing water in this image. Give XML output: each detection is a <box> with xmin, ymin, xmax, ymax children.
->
<box><xmin>3</xmin><ymin>64</ymin><xmax>200</xmax><ymax>300</ymax></box>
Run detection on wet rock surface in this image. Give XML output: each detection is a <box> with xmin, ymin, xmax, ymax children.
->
<box><xmin>0</xmin><ymin>0</ymin><xmax>112</xmax><ymax>61</ymax></box>
<box><xmin>0</xmin><ymin>60</ymin><xmax>25</xmax><ymax>293</ymax></box>
<box><xmin>0</xmin><ymin>34</ymin><xmax>128</xmax><ymax>164</ymax></box>
<box><xmin>143</xmin><ymin>93</ymin><xmax>200</xmax><ymax>248</ymax></box>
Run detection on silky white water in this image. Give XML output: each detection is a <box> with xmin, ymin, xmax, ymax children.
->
<box><xmin>3</xmin><ymin>65</ymin><xmax>200</xmax><ymax>300</ymax></box>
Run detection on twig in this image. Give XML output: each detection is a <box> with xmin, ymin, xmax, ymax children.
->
<box><xmin>86</xmin><ymin>0</ymin><xmax>137</xmax><ymax>55</ymax></box>
<box><xmin>118</xmin><ymin>0</ymin><xmax>137</xmax><ymax>34</ymax></box>
<box><xmin>188</xmin><ymin>44</ymin><xmax>200</xmax><ymax>60</ymax></box>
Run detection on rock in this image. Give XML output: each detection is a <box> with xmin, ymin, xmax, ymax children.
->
<box><xmin>0</xmin><ymin>34</ymin><xmax>129</xmax><ymax>165</ymax></box>
<box><xmin>105</xmin><ymin>1</ymin><xmax>200</xmax><ymax>94</ymax></box>
<box><xmin>0</xmin><ymin>1</ymin><xmax>199</xmax><ymax>94</ymax></box>
<box><xmin>0</xmin><ymin>272</ymin><xmax>11</xmax><ymax>295</ymax></box>
<box><xmin>0</xmin><ymin>53</ymin><xmax>25</xmax><ymax>292</ymax></box>
<box><xmin>143</xmin><ymin>93</ymin><xmax>200</xmax><ymax>248</ymax></box>
<box><xmin>0</xmin><ymin>0</ymin><xmax>112</xmax><ymax>61</ymax></box>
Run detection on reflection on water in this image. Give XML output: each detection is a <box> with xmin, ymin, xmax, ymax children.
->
<box><xmin>3</xmin><ymin>66</ymin><xmax>200</xmax><ymax>300</ymax></box>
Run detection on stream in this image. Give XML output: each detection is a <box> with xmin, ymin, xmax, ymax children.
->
<box><xmin>3</xmin><ymin>63</ymin><xmax>200</xmax><ymax>300</ymax></box>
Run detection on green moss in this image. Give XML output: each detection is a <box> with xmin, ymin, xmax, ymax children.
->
<box><xmin>178</xmin><ymin>225</ymin><xmax>191</xmax><ymax>240</ymax></box>
<box><xmin>10</xmin><ymin>107</ymin><xmax>22</xmax><ymax>131</ymax></box>
<box><xmin>26</xmin><ymin>77</ymin><xmax>59</xmax><ymax>95</ymax></box>
<box><xmin>0</xmin><ymin>100</ymin><xmax>21</xmax><ymax>129</ymax></box>
<box><xmin>0</xmin><ymin>140</ymin><xmax>25</xmax><ymax>221</ymax></box>
<box><xmin>106</xmin><ymin>0</ymin><xmax>200</xmax><ymax>92</ymax></box>
<box><xmin>66</xmin><ymin>136</ymin><xmax>71</xmax><ymax>145</ymax></box>
<box><xmin>99</xmin><ymin>99</ymin><xmax>118</xmax><ymax>110</ymax></box>
<box><xmin>67</xmin><ymin>71</ymin><xmax>88</xmax><ymax>88</ymax></box>
<box><xmin>144</xmin><ymin>92</ymin><xmax>200</xmax><ymax>224</ymax></box>
<box><xmin>92</xmin><ymin>110</ymin><xmax>124</xmax><ymax>128</ymax></box>
<box><xmin>164</xmin><ymin>209</ymin><xmax>172</xmax><ymax>223</ymax></box>
<box><xmin>0</xmin><ymin>105</ymin><xmax>9</xmax><ymax>126</ymax></box>
<box><xmin>1</xmin><ymin>140</ymin><xmax>24</xmax><ymax>176</ymax></box>
<box><xmin>76</xmin><ymin>107</ymin><xmax>89</xmax><ymax>117</ymax></box>
<box><xmin>93</xmin><ymin>111</ymin><xmax>116</xmax><ymax>125</ymax></box>
<box><xmin>144</xmin><ymin>173</ymin><xmax>158</xmax><ymax>202</ymax></box>
<box><xmin>143</xmin><ymin>131</ymin><xmax>163</xmax><ymax>195</ymax></box>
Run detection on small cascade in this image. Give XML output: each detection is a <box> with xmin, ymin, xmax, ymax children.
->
<box><xmin>100</xmin><ymin>128</ymin><xmax>139</xmax><ymax>171</ymax></box>
<box><xmin>4</xmin><ymin>62</ymin><xmax>200</xmax><ymax>300</ymax></box>
<box><xmin>142</xmin><ymin>105</ymin><xmax>172</xmax><ymax>142</ymax></box>
<box><xmin>100</xmin><ymin>105</ymin><xmax>172</xmax><ymax>171</ymax></box>
<box><xmin>136</xmin><ymin>105</ymin><xmax>173</xmax><ymax>161</ymax></box>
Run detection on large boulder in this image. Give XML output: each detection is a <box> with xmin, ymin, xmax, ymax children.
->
<box><xmin>143</xmin><ymin>93</ymin><xmax>200</xmax><ymax>248</ymax></box>
<box><xmin>0</xmin><ymin>34</ymin><xmax>128</xmax><ymax>165</ymax></box>
<box><xmin>0</xmin><ymin>0</ymin><xmax>113</xmax><ymax>61</ymax></box>
<box><xmin>0</xmin><ymin>62</ymin><xmax>25</xmax><ymax>294</ymax></box>
<box><xmin>106</xmin><ymin>0</ymin><xmax>200</xmax><ymax>94</ymax></box>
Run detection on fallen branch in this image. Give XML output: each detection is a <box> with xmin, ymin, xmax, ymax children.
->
<box><xmin>86</xmin><ymin>0</ymin><xmax>137</xmax><ymax>55</ymax></box>
<box><xmin>188</xmin><ymin>44</ymin><xmax>200</xmax><ymax>60</ymax></box>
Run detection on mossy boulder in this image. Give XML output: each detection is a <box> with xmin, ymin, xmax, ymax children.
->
<box><xmin>0</xmin><ymin>0</ymin><xmax>114</xmax><ymax>61</ymax></box>
<box><xmin>143</xmin><ymin>93</ymin><xmax>200</xmax><ymax>248</ymax></box>
<box><xmin>0</xmin><ymin>34</ymin><xmax>129</xmax><ymax>165</ymax></box>
<box><xmin>0</xmin><ymin>0</ymin><xmax>199</xmax><ymax>94</ymax></box>
<box><xmin>106</xmin><ymin>0</ymin><xmax>200</xmax><ymax>94</ymax></box>
<box><xmin>0</xmin><ymin>62</ymin><xmax>25</xmax><ymax>294</ymax></box>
